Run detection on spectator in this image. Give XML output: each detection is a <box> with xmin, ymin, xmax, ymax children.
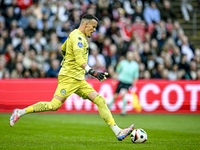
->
<box><xmin>106</xmin><ymin>20</ymin><xmax>121</xmax><ymax>45</ymax></box>
<box><xmin>119</xmin><ymin>18</ymin><xmax>134</xmax><ymax>51</ymax></box>
<box><xmin>162</xmin><ymin>37</ymin><xmax>176</xmax><ymax>54</ymax></box>
<box><xmin>140</xmin><ymin>42</ymin><xmax>151</xmax><ymax>67</ymax></box>
<box><xmin>105</xmin><ymin>44</ymin><xmax>119</xmax><ymax>68</ymax></box>
<box><xmin>69</xmin><ymin>9</ymin><xmax>81</xmax><ymax>29</ymax></box>
<box><xmin>31</xmin><ymin>30</ymin><xmax>47</xmax><ymax>54</ymax></box>
<box><xmin>158</xmin><ymin>32</ymin><xmax>167</xmax><ymax>50</ymax></box>
<box><xmin>175</xmin><ymin>29</ymin><xmax>185</xmax><ymax>47</ymax></box>
<box><xmin>109</xmin><ymin>1</ymin><xmax>122</xmax><ymax>21</ymax></box>
<box><xmin>2</xmin><ymin>29</ymin><xmax>12</xmax><ymax>47</ymax></box>
<box><xmin>164</xmin><ymin>53</ymin><xmax>173</xmax><ymax>70</ymax></box>
<box><xmin>56</xmin><ymin>20</ymin><xmax>72</xmax><ymax>42</ymax></box>
<box><xmin>179</xmin><ymin>54</ymin><xmax>190</xmax><ymax>71</ymax></box>
<box><xmin>132</xmin><ymin>17</ymin><xmax>145</xmax><ymax>42</ymax></box>
<box><xmin>177</xmin><ymin>69</ymin><xmax>186</xmax><ymax>79</ymax></box>
<box><xmin>22</xmin><ymin>49</ymin><xmax>36</xmax><ymax>69</ymax></box>
<box><xmin>0</xmin><ymin>55</ymin><xmax>6</xmax><ymax>79</ymax></box>
<box><xmin>0</xmin><ymin>14</ymin><xmax>5</xmax><ymax>35</ymax></box>
<box><xmin>129</xmin><ymin>33</ymin><xmax>143</xmax><ymax>53</ymax></box>
<box><xmin>143</xmin><ymin>0</ymin><xmax>160</xmax><ymax>24</ymax></box>
<box><xmin>132</xmin><ymin>50</ymin><xmax>141</xmax><ymax>64</ymax></box>
<box><xmin>185</xmin><ymin>60</ymin><xmax>197</xmax><ymax>80</ymax></box>
<box><xmin>15</xmin><ymin>36</ymin><xmax>30</xmax><ymax>53</ymax></box>
<box><xmin>9</xmin><ymin>20</ymin><xmax>18</xmax><ymax>38</ymax></box>
<box><xmin>0</xmin><ymin>1</ymin><xmax>198</xmax><ymax>80</ymax></box>
<box><xmin>4</xmin><ymin>6</ymin><xmax>17</xmax><ymax>28</ymax></box>
<box><xmin>46</xmin><ymin>32</ymin><xmax>59</xmax><ymax>52</ymax></box>
<box><xmin>143</xmin><ymin>70</ymin><xmax>151</xmax><ymax>79</ymax></box>
<box><xmin>97</xmin><ymin>0</ymin><xmax>110</xmax><ymax>19</ymax></box>
<box><xmin>146</xmin><ymin>52</ymin><xmax>156</xmax><ymax>73</ymax></box>
<box><xmin>102</xmin><ymin>37</ymin><xmax>112</xmax><ymax>56</ymax></box>
<box><xmin>160</xmin><ymin>0</ymin><xmax>176</xmax><ymax>22</ymax></box>
<box><xmin>3</xmin><ymin>69</ymin><xmax>10</xmax><ymax>79</ymax></box>
<box><xmin>0</xmin><ymin>37</ymin><xmax>6</xmax><ymax>54</ymax></box>
<box><xmin>143</xmin><ymin>32</ymin><xmax>151</xmax><ymax>43</ymax></box>
<box><xmin>11</xmin><ymin>62</ymin><xmax>23</xmax><ymax>78</ymax></box>
<box><xmin>161</xmin><ymin>68</ymin><xmax>169</xmax><ymax>79</ymax></box>
<box><xmin>180</xmin><ymin>35</ymin><xmax>194</xmax><ymax>62</ymax></box>
<box><xmin>5</xmin><ymin>44</ymin><xmax>15</xmax><ymax>62</ymax></box>
<box><xmin>42</xmin><ymin>17</ymin><xmax>53</xmax><ymax>40</ymax></box>
<box><xmin>50</xmin><ymin>0</ymin><xmax>68</xmax><ymax>23</ymax></box>
<box><xmin>168</xmin><ymin>63</ymin><xmax>179</xmax><ymax>80</ymax></box>
<box><xmin>195</xmin><ymin>48</ymin><xmax>200</xmax><ymax>69</ymax></box>
<box><xmin>99</xmin><ymin>16</ymin><xmax>111</xmax><ymax>35</ymax></box>
<box><xmin>106</xmin><ymin>65</ymin><xmax>116</xmax><ymax>79</ymax></box>
<box><xmin>152</xmin><ymin>63</ymin><xmax>164</xmax><ymax>79</ymax></box>
<box><xmin>25</xmin><ymin>18</ymin><xmax>37</xmax><ymax>38</ymax></box>
<box><xmin>172</xmin><ymin>46</ymin><xmax>181</xmax><ymax>65</ymax></box>
<box><xmin>123</xmin><ymin>0</ymin><xmax>142</xmax><ymax>16</ymax></box>
<box><xmin>117</xmin><ymin>8</ymin><xmax>126</xmax><ymax>28</ymax></box>
<box><xmin>6</xmin><ymin>50</ymin><xmax>16</xmax><ymax>72</ymax></box>
<box><xmin>30</xmin><ymin>1</ymin><xmax>43</xmax><ymax>20</ymax></box>
<box><xmin>23</xmin><ymin>69</ymin><xmax>31</xmax><ymax>78</ymax></box>
<box><xmin>152</xmin><ymin>20</ymin><xmax>168</xmax><ymax>41</ymax></box>
<box><xmin>172</xmin><ymin>21</ymin><xmax>184</xmax><ymax>42</ymax></box>
<box><xmin>18</xmin><ymin>9</ymin><xmax>29</xmax><ymax>29</ymax></box>
<box><xmin>12</xmin><ymin>27</ymin><xmax>25</xmax><ymax>49</ymax></box>
<box><xmin>29</xmin><ymin>60</ymin><xmax>40</xmax><ymax>78</ymax></box>
<box><xmin>150</xmin><ymin>38</ymin><xmax>159</xmax><ymax>56</ymax></box>
<box><xmin>88</xmin><ymin>42</ymin><xmax>106</xmax><ymax>72</ymax></box>
<box><xmin>46</xmin><ymin>59</ymin><xmax>60</xmax><ymax>78</ymax></box>
<box><xmin>15</xmin><ymin>52</ymin><xmax>23</xmax><ymax>63</ymax></box>
<box><xmin>196</xmin><ymin>69</ymin><xmax>200</xmax><ymax>80</ymax></box>
<box><xmin>10</xmin><ymin>0</ymin><xmax>21</xmax><ymax>20</ymax></box>
<box><xmin>131</xmin><ymin>4</ymin><xmax>144</xmax><ymax>23</ymax></box>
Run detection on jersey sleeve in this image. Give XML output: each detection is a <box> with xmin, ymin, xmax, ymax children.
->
<box><xmin>116</xmin><ymin>61</ymin><xmax>122</xmax><ymax>73</ymax></box>
<box><xmin>61</xmin><ymin>39</ymin><xmax>67</xmax><ymax>57</ymax></box>
<box><xmin>71</xmin><ymin>35</ymin><xmax>86</xmax><ymax>67</ymax></box>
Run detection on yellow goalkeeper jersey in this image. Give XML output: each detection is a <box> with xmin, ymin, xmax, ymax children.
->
<box><xmin>59</xmin><ymin>29</ymin><xmax>89</xmax><ymax>80</ymax></box>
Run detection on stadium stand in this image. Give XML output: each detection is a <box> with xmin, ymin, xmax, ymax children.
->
<box><xmin>0</xmin><ymin>0</ymin><xmax>199</xmax><ymax>80</ymax></box>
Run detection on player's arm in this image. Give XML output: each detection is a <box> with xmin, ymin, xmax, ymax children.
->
<box><xmin>132</xmin><ymin>63</ymin><xmax>139</xmax><ymax>86</ymax></box>
<box><xmin>74</xmin><ymin>53</ymin><xmax>108</xmax><ymax>81</ymax></box>
<box><xmin>82</xmin><ymin>63</ymin><xmax>108</xmax><ymax>82</ymax></box>
<box><xmin>60</xmin><ymin>39</ymin><xmax>68</xmax><ymax>66</ymax></box>
<box><xmin>72</xmin><ymin>36</ymin><xmax>108</xmax><ymax>81</ymax></box>
<box><xmin>112</xmin><ymin>61</ymin><xmax>122</xmax><ymax>80</ymax></box>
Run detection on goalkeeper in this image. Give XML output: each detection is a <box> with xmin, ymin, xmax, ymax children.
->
<box><xmin>9</xmin><ymin>14</ymin><xmax>134</xmax><ymax>141</ymax></box>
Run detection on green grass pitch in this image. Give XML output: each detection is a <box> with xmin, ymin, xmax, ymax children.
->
<box><xmin>0</xmin><ymin>113</ymin><xmax>200</xmax><ymax>150</ymax></box>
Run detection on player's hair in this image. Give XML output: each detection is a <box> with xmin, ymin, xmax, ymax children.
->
<box><xmin>81</xmin><ymin>14</ymin><xmax>99</xmax><ymax>23</ymax></box>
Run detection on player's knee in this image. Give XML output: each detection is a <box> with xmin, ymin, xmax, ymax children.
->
<box><xmin>93</xmin><ymin>95</ymin><xmax>107</xmax><ymax>108</ymax></box>
<box><xmin>49</xmin><ymin>98</ymin><xmax>63</xmax><ymax>111</ymax></box>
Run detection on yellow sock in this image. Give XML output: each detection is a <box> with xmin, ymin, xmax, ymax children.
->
<box><xmin>93</xmin><ymin>95</ymin><xmax>115</xmax><ymax>127</ymax></box>
<box><xmin>25</xmin><ymin>106</ymin><xmax>33</xmax><ymax>113</ymax></box>
<box><xmin>25</xmin><ymin>98</ymin><xmax>62</xmax><ymax>113</ymax></box>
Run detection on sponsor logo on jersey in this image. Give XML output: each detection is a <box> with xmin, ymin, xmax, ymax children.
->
<box><xmin>77</xmin><ymin>42</ymin><xmax>83</xmax><ymax>48</ymax></box>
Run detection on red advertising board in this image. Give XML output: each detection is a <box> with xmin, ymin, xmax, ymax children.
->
<box><xmin>0</xmin><ymin>79</ymin><xmax>200</xmax><ymax>113</ymax></box>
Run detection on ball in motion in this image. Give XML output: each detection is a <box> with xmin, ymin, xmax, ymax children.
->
<box><xmin>130</xmin><ymin>128</ymin><xmax>147</xmax><ymax>143</ymax></box>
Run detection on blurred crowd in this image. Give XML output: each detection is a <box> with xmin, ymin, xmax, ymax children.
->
<box><xmin>0</xmin><ymin>0</ymin><xmax>200</xmax><ymax>80</ymax></box>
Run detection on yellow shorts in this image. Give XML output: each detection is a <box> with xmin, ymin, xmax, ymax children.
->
<box><xmin>54</xmin><ymin>75</ymin><xmax>96</xmax><ymax>99</ymax></box>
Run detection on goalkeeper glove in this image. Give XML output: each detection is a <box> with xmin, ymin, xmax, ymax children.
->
<box><xmin>88</xmin><ymin>69</ymin><xmax>108</xmax><ymax>81</ymax></box>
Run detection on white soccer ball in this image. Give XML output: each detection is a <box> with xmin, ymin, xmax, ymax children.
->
<box><xmin>130</xmin><ymin>128</ymin><xmax>147</xmax><ymax>143</ymax></box>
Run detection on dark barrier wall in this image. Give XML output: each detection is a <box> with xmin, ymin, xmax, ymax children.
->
<box><xmin>0</xmin><ymin>79</ymin><xmax>200</xmax><ymax>113</ymax></box>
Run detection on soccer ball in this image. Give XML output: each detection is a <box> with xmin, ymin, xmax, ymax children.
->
<box><xmin>130</xmin><ymin>128</ymin><xmax>147</xmax><ymax>143</ymax></box>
